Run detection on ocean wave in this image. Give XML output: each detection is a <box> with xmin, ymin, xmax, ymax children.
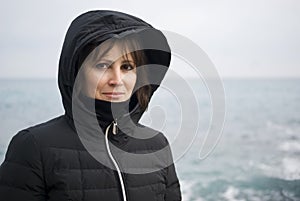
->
<box><xmin>257</xmin><ymin>157</ymin><xmax>300</xmax><ymax>180</ymax></box>
<box><xmin>282</xmin><ymin>157</ymin><xmax>300</xmax><ymax>180</ymax></box>
<box><xmin>222</xmin><ymin>186</ymin><xmax>245</xmax><ymax>201</ymax></box>
<box><xmin>279</xmin><ymin>141</ymin><xmax>300</xmax><ymax>152</ymax></box>
<box><xmin>180</xmin><ymin>180</ymin><xmax>197</xmax><ymax>201</ymax></box>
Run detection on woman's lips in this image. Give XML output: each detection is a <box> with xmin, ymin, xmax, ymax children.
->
<box><xmin>102</xmin><ymin>92</ymin><xmax>125</xmax><ymax>99</ymax></box>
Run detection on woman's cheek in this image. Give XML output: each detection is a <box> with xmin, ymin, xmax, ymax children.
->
<box><xmin>84</xmin><ymin>69</ymin><xmax>105</xmax><ymax>98</ymax></box>
<box><xmin>126</xmin><ymin>72</ymin><xmax>137</xmax><ymax>87</ymax></box>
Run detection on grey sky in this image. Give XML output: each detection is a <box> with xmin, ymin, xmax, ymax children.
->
<box><xmin>0</xmin><ymin>0</ymin><xmax>299</xmax><ymax>78</ymax></box>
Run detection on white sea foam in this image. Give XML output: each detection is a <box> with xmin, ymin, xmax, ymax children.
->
<box><xmin>180</xmin><ymin>180</ymin><xmax>194</xmax><ymax>201</ymax></box>
<box><xmin>282</xmin><ymin>157</ymin><xmax>300</xmax><ymax>180</ymax></box>
<box><xmin>266</xmin><ymin>121</ymin><xmax>295</xmax><ymax>135</ymax></box>
<box><xmin>194</xmin><ymin>198</ymin><xmax>205</xmax><ymax>201</ymax></box>
<box><xmin>222</xmin><ymin>186</ymin><xmax>245</xmax><ymax>201</ymax></box>
<box><xmin>257</xmin><ymin>157</ymin><xmax>300</xmax><ymax>180</ymax></box>
<box><xmin>279</xmin><ymin>141</ymin><xmax>300</xmax><ymax>152</ymax></box>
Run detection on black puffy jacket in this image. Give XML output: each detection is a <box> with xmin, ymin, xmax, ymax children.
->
<box><xmin>0</xmin><ymin>10</ymin><xmax>181</xmax><ymax>201</ymax></box>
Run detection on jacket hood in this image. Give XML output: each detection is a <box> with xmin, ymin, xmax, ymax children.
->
<box><xmin>58</xmin><ymin>10</ymin><xmax>171</xmax><ymax>126</ymax></box>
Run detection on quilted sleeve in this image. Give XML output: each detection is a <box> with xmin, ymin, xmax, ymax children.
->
<box><xmin>165</xmin><ymin>163</ymin><xmax>181</xmax><ymax>201</ymax></box>
<box><xmin>0</xmin><ymin>130</ymin><xmax>46</xmax><ymax>200</ymax></box>
<box><xmin>163</xmin><ymin>137</ymin><xmax>182</xmax><ymax>201</ymax></box>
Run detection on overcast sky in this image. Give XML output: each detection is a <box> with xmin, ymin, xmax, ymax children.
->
<box><xmin>0</xmin><ymin>0</ymin><xmax>299</xmax><ymax>78</ymax></box>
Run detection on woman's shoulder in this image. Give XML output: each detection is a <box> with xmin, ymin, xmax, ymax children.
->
<box><xmin>0</xmin><ymin>116</ymin><xmax>73</xmax><ymax>185</ymax></box>
<box><xmin>12</xmin><ymin>115</ymin><xmax>76</xmax><ymax>148</ymax></box>
<box><xmin>25</xmin><ymin>114</ymin><xmax>69</xmax><ymax>132</ymax></box>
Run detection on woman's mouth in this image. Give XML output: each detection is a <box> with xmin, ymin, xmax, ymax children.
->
<box><xmin>102</xmin><ymin>92</ymin><xmax>125</xmax><ymax>99</ymax></box>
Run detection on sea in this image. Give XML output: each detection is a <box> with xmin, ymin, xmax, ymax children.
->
<box><xmin>0</xmin><ymin>78</ymin><xmax>299</xmax><ymax>201</ymax></box>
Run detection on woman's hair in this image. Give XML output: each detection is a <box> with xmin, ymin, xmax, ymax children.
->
<box><xmin>81</xmin><ymin>35</ymin><xmax>152</xmax><ymax>112</ymax></box>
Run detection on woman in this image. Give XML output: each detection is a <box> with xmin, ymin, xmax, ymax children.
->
<box><xmin>0</xmin><ymin>10</ymin><xmax>181</xmax><ymax>201</ymax></box>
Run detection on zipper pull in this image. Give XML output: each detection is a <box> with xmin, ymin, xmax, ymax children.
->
<box><xmin>112</xmin><ymin>119</ymin><xmax>118</xmax><ymax>135</ymax></box>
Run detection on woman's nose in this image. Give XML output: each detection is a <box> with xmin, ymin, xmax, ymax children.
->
<box><xmin>108</xmin><ymin>67</ymin><xmax>122</xmax><ymax>86</ymax></box>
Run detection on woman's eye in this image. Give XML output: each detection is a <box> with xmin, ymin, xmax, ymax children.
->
<box><xmin>95</xmin><ymin>63</ymin><xmax>109</xmax><ymax>69</ymax></box>
<box><xmin>121</xmin><ymin>63</ymin><xmax>135</xmax><ymax>71</ymax></box>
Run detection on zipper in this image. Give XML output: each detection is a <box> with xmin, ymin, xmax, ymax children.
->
<box><xmin>105</xmin><ymin>120</ymin><xmax>127</xmax><ymax>201</ymax></box>
<box><xmin>112</xmin><ymin>118</ymin><xmax>118</xmax><ymax>135</ymax></box>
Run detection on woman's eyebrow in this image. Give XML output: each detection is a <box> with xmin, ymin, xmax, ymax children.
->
<box><xmin>94</xmin><ymin>57</ymin><xmax>117</xmax><ymax>64</ymax></box>
<box><xmin>121</xmin><ymin>59</ymin><xmax>134</xmax><ymax>62</ymax></box>
<box><xmin>121</xmin><ymin>60</ymin><xmax>136</xmax><ymax>65</ymax></box>
<box><xmin>95</xmin><ymin>58</ymin><xmax>114</xmax><ymax>63</ymax></box>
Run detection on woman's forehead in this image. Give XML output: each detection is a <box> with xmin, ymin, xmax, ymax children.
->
<box><xmin>97</xmin><ymin>45</ymin><xmax>134</xmax><ymax>61</ymax></box>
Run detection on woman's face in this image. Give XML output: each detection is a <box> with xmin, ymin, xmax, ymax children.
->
<box><xmin>82</xmin><ymin>43</ymin><xmax>137</xmax><ymax>102</ymax></box>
